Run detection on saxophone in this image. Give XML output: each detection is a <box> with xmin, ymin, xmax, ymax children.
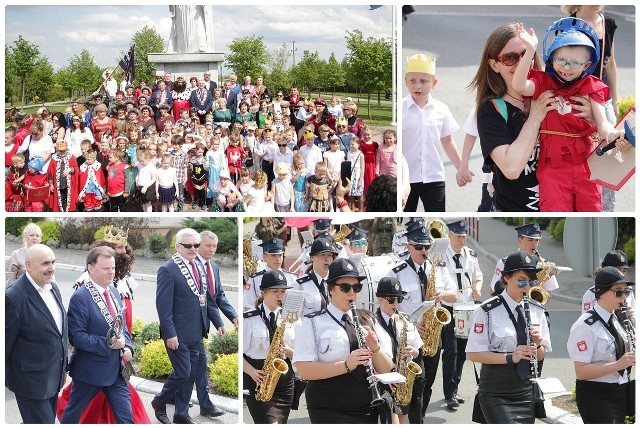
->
<box><xmin>421</xmin><ymin>258</ymin><xmax>452</xmax><ymax>357</ymax></box>
<box><xmin>255</xmin><ymin>314</ymin><xmax>289</xmax><ymax>402</ymax></box>
<box><xmin>243</xmin><ymin>234</ymin><xmax>258</xmax><ymax>280</ymax></box>
<box><xmin>393</xmin><ymin>309</ymin><xmax>422</xmax><ymax>406</ymax></box>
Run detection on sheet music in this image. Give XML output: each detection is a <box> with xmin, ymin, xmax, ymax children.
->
<box><xmin>429</xmin><ymin>238</ymin><xmax>450</xmax><ymax>259</ymax></box>
<box><xmin>370</xmin><ymin>372</ymin><xmax>407</xmax><ymax>385</ymax></box>
<box><xmin>282</xmin><ymin>289</ymin><xmax>305</xmax><ymax>322</ymax></box>
<box><xmin>409</xmin><ymin>300</ymin><xmax>435</xmax><ymax>324</ymax></box>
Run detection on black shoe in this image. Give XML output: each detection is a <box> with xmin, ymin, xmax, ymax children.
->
<box><xmin>173</xmin><ymin>415</ymin><xmax>196</xmax><ymax>424</ymax></box>
<box><xmin>200</xmin><ymin>406</ymin><xmax>225</xmax><ymax>417</ymax></box>
<box><xmin>151</xmin><ymin>399</ymin><xmax>171</xmax><ymax>424</ymax></box>
<box><xmin>454</xmin><ymin>393</ymin><xmax>465</xmax><ymax>404</ymax></box>
<box><xmin>446</xmin><ymin>397</ymin><xmax>459</xmax><ymax>410</ymax></box>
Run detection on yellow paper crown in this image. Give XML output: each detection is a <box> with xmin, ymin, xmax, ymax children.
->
<box><xmin>406</xmin><ymin>54</ymin><xmax>436</xmax><ymax>75</ymax></box>
<box><xmin>104</xmin><ymin>226</ymin><xmax>128</xmax><ymax>245</ymax></box>
<box><xmin>304</xmin><ymin>130</ymin><xmax>316</xmax><ymax>140</ymax></box>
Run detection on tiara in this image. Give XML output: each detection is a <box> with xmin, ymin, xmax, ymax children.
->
<box><xmin>104</xmin><ymin>226</ymin><xmax>128</xmax><ymax>245</ymax></box>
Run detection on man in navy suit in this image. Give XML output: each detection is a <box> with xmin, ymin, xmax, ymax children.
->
<box><xmin>190</xmin><ymin>79</ymin><xmax>214</xmax><ymax>124</ymax></box>
<box><xmin>60</xmin><ymin>246</ymin><xmax>134</xmax><ymax>423</ymax></box>
<box><xmin>152</xmin><ymin>228</ymin><xmax>224</xmax><ymax>424</ymax></box>
<box><xmin>6</xmin><ymin>244</ymin><xmax>68</xmax><ymax>424</ymax></box>
<box><xmin>150</xmin><ymin>80</ymin><xmax>174</xmax><ymax>119</ymax></box>
<box><xmin>222</xmin><ymin>78</ymin><xmax>239</xmax><ymax>115</ymax></box>
<box><xmin>189</xmin><ymin>230</ymin><xmax>239</xmax><ymax>418</ymax></box>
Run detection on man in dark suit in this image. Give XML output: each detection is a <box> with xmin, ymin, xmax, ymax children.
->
<box><xmin>189</xmin><ymin>231</ymin><xmax>238</xmax><ymax>418</ymax></box>
<box><xmin>6</xmin><ymin>244</ymin><xmax>68</xmax><ymax>424</ymax></box>
<box><xmin>150</xmin><ymin>81</ymin><xmax>174</xmax><ymax>119</ymax></box>
<box><xmin>222</xmin><ymin>79</ymin><xmax>238</xmax><ymax>118</ymax></box>
<box><xmin>152</xmin><ymin>228</ymin><xmax>224</xmax><ymax>424</ymax></box>
<box><xmin>203</xmin><ymin>71</ymin><xmax>217</xmax><ymax>96</ymax></box>
<box><xmin>190</xmin><ymin>79</ymin><xmax>214</xmax><ymax>125</ymax></box>
<box><xmin>60</xmin><ymin>246</ymin><xmax>134</xmax><ymax>423</ymax></box>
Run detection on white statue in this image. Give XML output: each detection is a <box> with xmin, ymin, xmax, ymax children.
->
<box><xmin>166</xmin><ymin>5</ymin><xmax>215</xmax><ymax>53</ymax></box>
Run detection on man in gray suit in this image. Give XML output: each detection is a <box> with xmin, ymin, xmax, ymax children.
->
<box><xmin>6</xmin><ymin>244</ymin><xmax>68</xmax><ymax>423</ymax></box>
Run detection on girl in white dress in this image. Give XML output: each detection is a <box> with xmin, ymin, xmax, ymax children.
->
<box><xmin>347</xmin><ymin>137</ymin><xmax>364</xmax><ymax>211</ymax></box>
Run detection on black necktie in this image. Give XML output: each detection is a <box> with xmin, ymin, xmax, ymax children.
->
<box><xmin>453</xmin><ymin>254</ymin><xmax>463</xmax><ymax>291</ymax></box>
<box><xmin>514</xmin><ymin>305</ymin><xmax>530</xmax><ymax>380</ymax></box>
<box><xmin>609</xmin><ymin>315</ymin><xmax>626</xmax><ymax>376</ymax></box>
<box><xmin>342</xmin><ymin>313</ymin><xmax>359</xmax><ymax>352</ymax></box>
<box><xmin>268</xmin><ymin>312</ymin><xmax>277</xmax><ymax>341</ymax></box>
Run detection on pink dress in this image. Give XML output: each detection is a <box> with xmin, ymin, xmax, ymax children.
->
<box><xmin>376</xmin><ymin>145</ymin><xmax>397</xmax><ymax>178</ymax></box>
<box><xmin>360</xmin><ymin>140</ymin><xmax>379</xmax><ymax>192</ymax></box>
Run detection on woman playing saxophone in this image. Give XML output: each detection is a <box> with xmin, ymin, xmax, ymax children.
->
<box><xmin>374</xmin><ymin>277</ymin><xmax>422</xmax><ymax>424</ymax></box>
<box><xmin>243</xmin><ymin>271</ymin><xmax>299</xmax><ymax>424</ymax></box>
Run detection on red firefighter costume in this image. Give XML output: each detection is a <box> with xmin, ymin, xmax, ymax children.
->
<box><xmin>78</xmin><ymin>160</ymin><xmax>106</xmax><ymax>211</ymax></box>
<box><xmin>530</xmin><ymin>69</ymin><xmax>608</xmax><ymax>211</ymax></box>
<box><xmin>47</xmin><ymin>152</ymin><xmax>80</xmax><ymax>212</ymax></box>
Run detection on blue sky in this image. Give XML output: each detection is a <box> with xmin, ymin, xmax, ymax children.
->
<box><xmin>5</xmin><ymin>5</ymin><xmax>393</xmax><ymax>72</ymax></box>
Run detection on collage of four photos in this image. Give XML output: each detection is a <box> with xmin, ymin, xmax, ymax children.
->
<box><xmin>4</xmin><ymin>4</ymin><xmax>637</xmax><ymax>425</ymax></box>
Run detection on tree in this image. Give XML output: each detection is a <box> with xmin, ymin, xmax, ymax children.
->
<box><xmin>322</xmin><ymin>52</ymin><xmax>346</xmax><ymax>95</ymax></box>
<box><xmin>54</xmin><ymin>66</ymin><xmax>76</xmax><ymax>99</ymax></box>
<box><xmin>225</xmin><ymin>36</ymin><xmax>270</xmax><ymax>79</ymax></box>
<box><xmin>344</xmin><ymin>30</ymin><xmax>392</xmax><ymax>118</ymax></box>
<box><xmin>9</xmin><ymin>35</ymin><xmax>40</xmax><ymax>107</ymax></box>
<box><xmin>68</xmin><ymin>50</ymin><xmax>102</xmax><ymax>97</ymax></box>
<box><xmin>290</xmin><ymin>50</ymin><xmax>323</xmax><ymax>98</ymax></box>
<box><xmin>5</xmin><ymin>45</ymin><xmax>17</xmax><ymax>104</ymax></box>
<box><xmin>26</xmin><ymin>57</ymin><xmax>54</xmax><ymax>104</ymax></box>
<box><xmin>130</xmin><ymin>26</ymin><xmax>164</xmax><ymax>85</ymax></box>
<box><xmin>266</xmin><ymin>43</ymin><xmax>292</xmax><ymax>95</ymax></box>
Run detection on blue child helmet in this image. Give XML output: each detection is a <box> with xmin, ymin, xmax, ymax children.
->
<box><xmin>27</xmin><ymin>156</ymin><xmax>44</xmax><ymax>172</ymax></box>
<box><xmin>542</xmin><ymin>17</ymin><xmax>600</xmax><ymax>78</ymax></box>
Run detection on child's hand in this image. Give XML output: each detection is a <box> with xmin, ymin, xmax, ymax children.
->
<box><xmin>515</xmin><ymin>22</ymin><xmax>537</xmax><ymax>51</ymax></box>
<box><xmin>141</xmin><ymin>186</ymin><xmax>147</xmax><ymax>193</ymax></box>
<box><xmin>615</xmin><ymin>137</ymin><xmax>633</xmax><ymax>152</ymax></box>
<box><xmin>607</xmin><ymin>130</ymin><xmax>625</xmax><ymax>143</ymax></box>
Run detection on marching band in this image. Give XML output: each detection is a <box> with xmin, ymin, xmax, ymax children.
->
<box><xmin>241</xmin><ymin>218</ymin><xmax>634</xmax><ymax>424</ymax></box>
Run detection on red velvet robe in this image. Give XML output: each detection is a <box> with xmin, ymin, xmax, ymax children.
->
<box><xmin>47</xmin><ymin>152</ymin><xmax>80</xmax><ymax>212</ymax></box>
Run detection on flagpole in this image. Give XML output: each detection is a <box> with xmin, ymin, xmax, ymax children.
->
<box><xmin>95</xmin><ymin>63</ymin><xmax>122</xmax><ymax>95</ymax></box>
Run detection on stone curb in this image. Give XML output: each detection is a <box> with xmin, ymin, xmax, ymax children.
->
<box><xmin>129</xmin><ymin>376</ymin><xmax>239</xmax><ymax>414</ymax></box>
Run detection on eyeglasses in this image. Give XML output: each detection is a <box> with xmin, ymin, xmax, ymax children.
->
<box><xmin>179</xmin><ymin>243</ymin><xmax>200</xmax><ymax>249</ymax></box>
<box><xmin>384</xmin><ymin>296</ymin><xmax>404</xmax><ymax>304</ymax></box>
<box><xmin>277</xmin><ymin>144</ymin><xmax>288</xmax><ymax>147</ymax></box>
<box><xmin>516</xmin><ymin>279</ymin><xmax>538</xmax><ymax>288</ymax></box>
<box><xmin>410</xmin><ymin>243</ymin><xmax>430</xmax><ymax>251</ymax></box>
<box><xmin>611</xmin><ymin>289</ymin><xmax>632</xmax><ymax>298</ymax></box>
<box><xmin>497</xmin><ymin>50</ymin><xmax>526</xmax><ymax>66</ymax></box>
<box><xmin>552</xmin><ymin>57</ymin><xmax>588</xmax><ymax>69</ymax></box>
<box><xmin>352</xmin><ymin>240</ymin><xmax>367</xmax><ymax>248</ymax></box>
<box><xmin>336</xmin><ymin>283</ymin><xmax>363</xmax><ymax>293</ymax></box>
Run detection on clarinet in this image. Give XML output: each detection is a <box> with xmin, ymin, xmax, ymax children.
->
<box><xmin>619</xmin><ymin>301</ymin><xmax>636</xmax><ymax>352</ymax></box>
<box><xmin>349</xmin><ymin>301</ymin><xmax>385</xmax><ymax>406</ymax></box>
<box><xmin>522</xmin><ymin>294</ymin><xmax>539</xmax><ymax>378</ymax></box>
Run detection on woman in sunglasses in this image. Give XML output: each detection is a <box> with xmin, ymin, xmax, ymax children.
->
<box><xmin>375</xmin><ymin>277</ymin><xmax>422</xmax><ymax>424</ymax></box>
<box><xmin>466</xmin><ymin>250</ymin><xmax>551</xmax><ymax>423</ymax></box>
<box><xmin>567</xmin><ymin>266</ymin><xmax>635</xmax><ymax>423</ymax></box>
<box><xmin>468</xmin><ymin>23</ymin><xmax>557</xmax><ymax>212</ymax></box>
<box><xmin>293</xmin><ymin>258</ymin><xmax>393</xmax><ymax>423</ymax></box>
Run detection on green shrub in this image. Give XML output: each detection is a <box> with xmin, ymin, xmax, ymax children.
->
<box><xmin>5</xmin><ymin>218</ymin><xmax>32</xmax><ymax>236</ymax></box>
<box><xmin>623</xmin><ymin>237</ymin><xmax>635</xmax><ymax>265</ymax></box>
<box><xmin>617</xmin><ymin>95</ymin><xmax>635</xmax><ymax>122</ymax></box>
<box><xmin>148</xmin><ymin>234</ymin><xmax>168</xmax><ymax>255</ymax></box>
<box><xmin>59</xmin><ymin>219</ymin><xmax>96</xmax><ymax>246</ymax></box>
<box><xmin>550</xmin><ymin>219</ymin><xmax>565</xmax><ymax>241</ymax></box>
<box><xmin>131</xmin><ymin>317</ymin><xmax>145</xmax><ymax>338</ymax></box>
<box><xmin>208</xmin><ymin>329</ymin><xmax>238</xmax><ymax>361</ymax></box>
<box><xmin>137</xmin><ymin>321</ymin><xmax>161</xmax><ymax>345</ymax></box>
<box><xmin>139</xmin><ymin>339</ymin><xmax>172</xmax><ymax>378</ymax></box>
<box><xmin>127</xmin><ymin>231</ymin><xmax>146</xmax><ymax>250</ymax></box>
<box><xmin>93</xmin><ymin>225</ymin><xmax>110</xmax><ymax>241</ymax></box>
<box><xmin>36</xmin><ymin>220</ymin><xmax>61</xmax><ymax>243</ymax></box>
<box><xmin>180</xmin><ymin>217</ymin><xmax>238</xmax><ymax>254</ymax></box>
<box><xmin>209</xmin><ymin>353</ymin><xmax>238</xmax><ymax>396</ymax></box>
<box><xmin>170</xmin><ymin>234</ymin><xmax>177</xmax><ymax>251</ymax></box>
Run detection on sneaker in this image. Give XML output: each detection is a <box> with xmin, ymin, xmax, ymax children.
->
<box><xmin>191</xmin><ymin>203</ymin><xmax>198</xmax><ymax>209</ymax></box>
<box><xmin>201</xmin><ymin>205</ymin><xmax>208</xmax><ymax>211</ymax></box>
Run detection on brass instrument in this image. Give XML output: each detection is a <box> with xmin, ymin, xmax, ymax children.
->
<box><xmin>243</xmin><ymin>234</ymin><xmax>258</xmax><ymax>279</ymax></box>
<box><xmin>330</xmin><ymin>224</ymin><xmax>352</xmax><ymax>243</ymax></box>
<box><xmin>427</xmin><ymin>219</ymin><xmax>448</xmax><ymax>241</ymax></box>
<box><xmin>393</xmin><ymin>309</ymin><xmax>422</xmax><ymax>406</ymax></box>
<box><xmin>522</xmin><ymin>294</ymin><xmax>539</xmax><ymax>378</ymax></box>
<box><xmin>531</xmin><ymin>250</ymin><xmax>552</xmax><ymax>305</ymax></box>
<box><xmin>421</xmin><ymin>256</ymin><xmax>452</xmax><ymax>357</ymax></box>
<box><xmin>349</xmin><ymin>302</ymin><xmax>385</xmax><ymax>406</ymax></box>
<box><xmin>255</xmin><ymin>311</ymin><xmax>290</xmax><ymax>402</ymax></box>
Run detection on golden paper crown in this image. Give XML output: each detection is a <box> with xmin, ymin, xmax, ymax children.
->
<box><xmin>406</xmin><ymin>54</ymin><xmax>436</xmax><ymax>75</ymax></box>
<box><xmin>104</xmin><ymin>226</ymin><xmax>128</xmax><ymax>245</ymax></box>
<box><xmin>303</xmin><ymin>130</ymin><xmax>316</xmax><ymax>140</ymax></box>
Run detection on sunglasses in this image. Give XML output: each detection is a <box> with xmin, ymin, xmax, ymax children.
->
<box><xmin>496</xmin><ymin>50</ymin><xmax>526</xmax><ymax>66</ymax></box>
<box><xmin>611</xmin><ymin>289</ymin><xmax>632</xmax><ymax>298</ymax></box>
<box><xmin>410</xmin><ymin>243</ymin><xmax>430</xmax><ymax>251</ymax></box>
<box><xmin>352</xmin><ymin>239</ymin><xmax>367</xmax><ymax>248</ymax></box>
<box><xmin>384</xmin><ymin>296</ymin><xmax>404</xmax><ymax>304</ymax></box>
<box><xmin>277</xmin><ymin>144</ymin><xmax>287</xmax><ymax>147</ymax></box>
<box><xmin>336</xmin><ymin>283</ymin><xmax>363</xmax><ymax>293</ymax></box>
<box><xmin>517</xmin><ymin>279</ymin><xmax>538</xmax><ymax>288</ymax></box>
<box><xmin>179</xmin><ymin>243</ymin><xmax>200</xmax><ymax>249</ymax></box>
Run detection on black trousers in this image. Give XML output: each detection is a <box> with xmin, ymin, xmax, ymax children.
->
<box><xmin>408</xmin><ymin>346</ymin><xmax>441</xmax><ymax>423</ymax></box>
<box><xmin>15</xmin><ymin>394</ymin><xmax>58</xmax><ymax>424</ymax></box>
<box><xmin>405</xmin><ymin>181</ymin><xmax>445</xmax><ymax>212</ymax></box>
<box><xmin>576</xmin><ymin>379</ymin><xmax>628</xmax><ymax>423</ymax></box>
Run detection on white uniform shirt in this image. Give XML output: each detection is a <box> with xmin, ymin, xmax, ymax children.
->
<box><xmin>567</xmin><ymin>302</ymin><xmax>631</xmax><ymax>384</ymax></box>
<box><xmin>295</xmin><ymin>271</ymin><xmax>329</xmax><ymax>317</ymax></box>
<box><xmin>386</xmin><ymin>258</ymin><xmax>457</xmax><ymax>317</ymax></box>
<box><xmin>581</xmin><ymin>286</ymin><xmax>636</xmax><ymax>313</ymax></box>
<box><xmin>402</xmin><ymin>95</ymin><xmax>459</xmax><ymax>184</ymax></box>
<box><xmin>490</xmin><ymin>254</ymin><xmax>559</xmax><ymax>293</ymax></box>
<box><xmin>243</xmin><ymin>305</ymin><xmax>298</xmax><ymax>360</ymax></box>
<box><xmin>377</xmin><ymin>310</ymin><xmax>422</xmax><ymax>368</ymax></box>
<box><xmin>243</xmin><ymin>268</ymin><xmax>297</xmax><ymax>309</ymax></box>
<box><xmin>292</xmin><ymin>303</ymin><xmax>391</xmax><ymax>364</ymax></box>
<box><xmin>445</xmin><ymin>245</ymin><xmax>483</xmax><ymax>305</ymax></box>
<box><xmin>466</xmin><ymin>291</ymin><xmax>552</xmax><ymax>354</ymax></box>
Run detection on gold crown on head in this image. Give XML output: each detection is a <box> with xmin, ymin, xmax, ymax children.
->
<box><xmin>104</xmin><ymin>226</ymin><xmax>128</xmax><ymax>245</ymax></box>
<box><xmin>406</xmin><ymin>54</ymin><xmax>436</xmax><ymax>75</ymax></box>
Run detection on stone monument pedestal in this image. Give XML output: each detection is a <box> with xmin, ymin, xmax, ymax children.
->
<box><xmin>148</xmin><ymin>52</ymin><xmax>225</xmax><ymax>84</ymax></box>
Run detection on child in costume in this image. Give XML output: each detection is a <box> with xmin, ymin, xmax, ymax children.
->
<box><xmin>78</xmin><ymin>150</ymin><xmax>106</xmax><ymax>212</ymax></box>
<box><xmin>291</xmin><ymin>152</ymin><xmax>308</xmax><ymax>212</ymax></box>
<box><xmin>106</xmin><ymin>148</ymin><xmax>129</xmax><ymax>212</ymax></box>
<box><xmin>47</xmin><ymin>140</ymin><xmax>79</xmax><ymax>212</ymax></box>
<box><xmin>305</xmin><ymin>161</ymin><xmax>332</xmax><ymax>212</ymax></box>
<box><xmin>188</xmin><ymin>142</ymin><xmax>208</xmax><ymax>210</ymax></box>
<box><xmin>512</xmin><ymin>18</ymin><xmax>630</xmax><ymax>211</ymax></box>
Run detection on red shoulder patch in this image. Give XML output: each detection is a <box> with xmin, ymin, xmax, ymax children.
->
<box><xmin>474</xmin><ymin>323</ymin><xmax>484</xmax><ymax>334</ymax></box>
<box><xmin>577</xmin><ymin>340</ymin><xmax>588</xmax><ymax>352</ymax></box>
<box><xmin>583</xmin><ymin>302</ymin><xmax>591</xmax><ymax>311</ymax></box>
